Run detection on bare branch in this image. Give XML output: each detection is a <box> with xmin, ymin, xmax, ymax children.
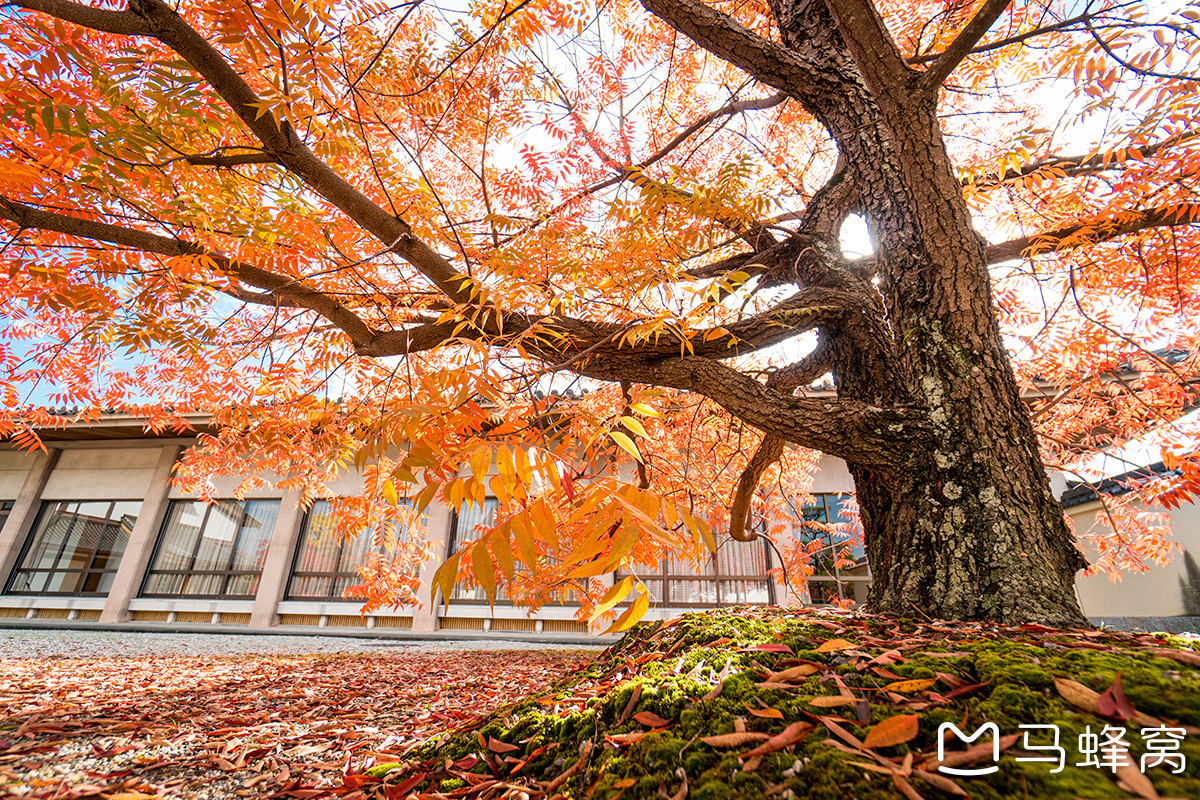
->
<box><xmin>968</xmin><ymin>128</ymin><xmax>1199</xmax><ymax>187</ymax></box>
<box><xmin>185</xmin><ymin>152</ymin><xmax>278</xmax><ymax>167</ymax></box>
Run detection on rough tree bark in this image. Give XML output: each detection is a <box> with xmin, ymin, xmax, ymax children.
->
<box><xmin>642</xmin><ymin>0</ymin><xmax>1089</xmax><ymax>625</ymax></box>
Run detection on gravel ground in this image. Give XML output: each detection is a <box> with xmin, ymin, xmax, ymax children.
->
<box><xmin>0</xmin><ymin>630</ymin><xmax>598</xmax><ymax>799</ymax></box>
<box><xmin>0</xmin><ymin>628</ymin><xmax>603</xmax><ymax>658</ymax></box>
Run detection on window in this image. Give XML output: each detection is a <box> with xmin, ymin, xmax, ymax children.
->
<box><xmin>0</xmin><ymin>500</ymin><xmax>13</xmax><ymax>530</ymax></box>
<box><xmin>285</xmin><ymin>500</ymin><xmax>420</xmax><ymax>601</ymax></box>
<box><xmin>6</xmin><ymin>500</ymin><xmax>141</xmax><ymax>595</ymax></box>
<box><xmin>448</xmin><ymin>498</ymin><xmax>502</xmax><ymax>603</ymax></box>
<box><xmin>792</xmin><ymin>493</ymin><xmax>871</xmax><ymax>605</ymax></box>
<box><xmin>141</xmin><ymin>499</ymin><xmax>280</xmax><ymax>598</ymax></box>
<box><xmin>618</xmin><ymin>537</ymin><xmax>775</xmax><ymax>608</ymax></box>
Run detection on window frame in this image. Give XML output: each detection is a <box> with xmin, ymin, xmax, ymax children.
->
<box><xmin>139</xmin><ymin>499</ymin><xmax>280</xmax><ymax>600</ymax></box>
<box><xmin>284</xmin><ymin>499</ymin><xmax>422</xmax><ymax>602</ymax></box>
<box><xmin>5</xmin><ymin>499</ymin><xmax>141</xmax><ymax>596</ymax></box>
<box><xmin>617</xmin><ymin>536</ymin><xmax>777</xmax><ymax>609</ymax></box>
<box><xmin>793</xmin><ymin>493</ymin><xmax>872</xmax><ymax>604</ymax></box>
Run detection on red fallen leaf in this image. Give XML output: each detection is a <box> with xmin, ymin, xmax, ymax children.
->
<box><xmin>633</xmin><ymin>711</ymin><xmax>670</xmax><ymax>727</ymax></box>
<box><xmin>736</xmin><ymin>643</ymin><xmax>795</xmax><ymax>655</ymax></box>
<box><xmin>743</xmin><ymin>722</ymin><xmax>813</xmax><ymax>757</ymax></box>
<box><xmin>1097</xmin><ymin>672</ymin><xmax>1136</xmax><ymax>721</ymax></box>
<box><xmin>487</xmin><ymin>737</ymin><xmax>520</xmax><ymax>754</ymax></box>
<box><xmin>1152</xmin><ymin>648</ymin><xmax>1200</xmax><ymax>668</ymax></box>
<box><xmin>452</xmin><ymin>755</ymin><xmax>478</xmax><ymax>770</ymax></box>
<box><xmin>386</xmin><ymin>773</ymin><xmax>425</xmax><ymax>798</ymax></box>
<box><xmin>937</xmin><ymin>681</ymin><xmax>990</xmax><ymax>701</ymax></box>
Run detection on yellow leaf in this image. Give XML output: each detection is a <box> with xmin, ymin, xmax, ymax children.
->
<box><xmin>619</xmin><ymin>416</ymin><xmax>648</xmax><ymax>438</ymax></box>
<box><xmin>512</xmin><ymin>512</ymin><xmax>538</xmax><ymax>569</ymax></box>
<box><xmin>815</xmin><ymin>638</ymin><xmax>856</xmax><ymax>653</ymax></box>
<box><xmin>430</xmin><ymin>551</ymin><xmax>461</xmax><ymax>608</ymax></box>
<box><xmin>609</xmin><ymin>430</ymin><xmax>642</xmax><ymax>461</ymax></box>
<box><xmin>591</xmin><ymin>574</ymin><xmax>635</xmax><ymax>621</ymax></box>
<box><xmin>603</xmin><ymin>591</ymin><xmax>648</xmax><ymax>634</ymax></box>
<box><xmin>629</xmin><ymin>402</ymin><xmax>662</xmax><ymax>418</ymax></box>
<box><xmin>381</xmin><ymin>478</ymin><xmax>397</xmax><ymax>506</ymax></box>
<box><xmin>472</xmin><ymin>542</ymin><xmax>496</xmax><ymax>610</ymax></box>
<box><xmin>882</xmin><ymin>678</ymin><xmax>937</xmax><ymax>693</ymax></box>
<box><xmin>470</xmin><ymin>446</ymin><xmax>491</xmax><ymax>479</ymax></box>
<box><xmin>490</xmin><ymin>523</ymin><xmax>514</xmax><ymax>582</ymax></box>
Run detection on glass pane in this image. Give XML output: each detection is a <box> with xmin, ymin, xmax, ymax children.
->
<box><xmin>25</xmin><ymin>503</ymin><xmax>78</xmax><ymax>569</ymax></box>
<box><xmin>717</xmin><ymin>539</ymin><xmax>768</xmax><ymax>577</ymax></box>
<box><xmin>45</xmin><ymin>570</ymin><xmax>84</xmax><ymax>593</ymax></box>
<box><xmin>455</xmin><ymin>499</ymin><xmax>499</xmax><ymax>546</ymax></box>
<box><xmin>181</xmin><ymin>572</ymin><xmax>225</xmax><ymax>596</ymax></box>
<box><xmin>225</xmin><ymin>573</ymin><xmax>258</xmax><ymax>596</ymax></box>
<box><xmin>295</xmin><ymin>501</ymin><xmax>341</xmax><ymax>574</ymax></box>
<box><xmin>807</xmin><ymin>580</ymin><xmax>843</xmax><ymax>605</ymax></box>
<box><xmin>229</xmin><ymin>500</ymin><xmax>279</xmax><ymax>571</ymax></box>
<box><xmin>191</xmin><ymin>501</ymin><xmax>241</xmax><ymax>571</ymax></box>
<box><xmin>289</xmin><ymin>576</ymin><xmax>332</xmax><ymax>598</ymax></box>
<box><xmin>152</xmin><ymin>502</ymin><xmax>207</xmax><ymax>572</ymax></box>
<box><xmin>13</xmin><ymin>570</ymin><xmax>47</xmax><ymax>592</ymax></box>
<box><xmin>720</xmin><ymin>579</ymin><xmax>770</xmax><ymax>604</ymax></box>
<box><xmin>143</xmin><ymin>572</ymin><xmax>184</xmax><ymax>595</ymax></box>
<box><xmin>668</xmin><ymin>579</ymin><xmax>716</xmax><ymax>605</ymax></box>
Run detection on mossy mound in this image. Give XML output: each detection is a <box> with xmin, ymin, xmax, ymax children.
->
<box><xmin>367</xmin><ymin>608</ymin><xmax>1200</xmax><ymax>799</ymax></box>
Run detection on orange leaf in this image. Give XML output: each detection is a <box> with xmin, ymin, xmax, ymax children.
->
<box><xmin>633</xmin><ymin>711</ymin><xmax>669</xmax><ymax>728</ymax></box>
<box><xmin>861</xmin><ymin>714</ymin><xmax>919</xmax><ymax>749</ymax></box>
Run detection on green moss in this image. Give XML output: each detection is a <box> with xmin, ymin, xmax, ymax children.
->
<box><xmin>362</xmin><ymin>762</ymin><xmax>402</xmax><ymax>778</ymax></box>
<box><xmin>391</xmin><ymin>608</ymin><xmax>1200</xmax><ymax>799</ymax></box>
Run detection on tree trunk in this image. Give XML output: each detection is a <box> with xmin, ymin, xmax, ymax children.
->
<box><xmin>764</xmin><ymin>0</ymin><xmax>1091</xmax><ymax>625</ymax></box>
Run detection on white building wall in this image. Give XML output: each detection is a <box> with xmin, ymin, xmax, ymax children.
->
<box><xmin>1072</xmin><ymin>498</ymin><xmax>1200</xmax><ymax>618</ymax></box>
<box><xmin>41</xmin><ymin>447</ymin><xmax>161</xmax><ymax>499</ymax></box>
<box><xmin>0</xmin><ymin>451</ymin><xmax>38</xmax><ymax>499</ymax></box>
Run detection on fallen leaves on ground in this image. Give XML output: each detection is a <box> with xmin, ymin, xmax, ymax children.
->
<box><xmin>0</xmin><ymin>649</ymin><xmax>589</xmax><ymax>799</ymax></box>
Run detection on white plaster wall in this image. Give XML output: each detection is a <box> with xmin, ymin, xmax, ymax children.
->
<box><xmin>810</xmin><ymin>455</ymin><xmax>854</xmax><ymax>494</ymax></box>
<box><xmin>0</xmin><ymin>450</ymin><xmax>37</xmax><ymax>499</ymax></box>
<box><xmin>41</xmin><ymin>448</ymin><xmax>161</xmax><ymax>500</ymax></box>
<box><xmin>1072</xmin><ymin>498</ymin><xmax>1200</xmax><ymax>618</ymax></box>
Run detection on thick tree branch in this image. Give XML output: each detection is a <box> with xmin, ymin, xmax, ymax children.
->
<box><xmin>823</xmin><ymin>0</ymin><xmax>914</xmax><ymax>104</ymax></box>
<box><xmin>12</xmin><ymin>0</ymin><xmax>150</xmax><ymax>35</ymax></box>
<box><xmin>15</xmin><ymin>0</ymin><xmax>472</xmax><ymax>305</ymax></box>
<box><xmin>0</xmin><ymin>198</ymin><xmax>381</xmax><ymax>348</ymax></box>
<box><xmin>728</xmin><ymin>433</ymin><xmax>785</xmax><ymax>542</ymax></box>
<box><xmin>639</xmin><ymin>0</ymin><xmax>824</xmax><ymax>97</ymax></box>
<box><xmin>768</xmin><ymin>343</ymin><xmax>834</xmax><ymax>391</ymax></box>
<box><xmin>985</xmin><ymin>203</ymin><xmax>1200</xmax><ymax>264</ymax></box>
<box><xmin>920</xmin><ymin>0</ymin><xmax>1012</xmax><ymax>91</ymax></box>
<box><xmin>573</xmin><ymin>354</ymin><xmax>930</xmax><ymax>469</ymax></box>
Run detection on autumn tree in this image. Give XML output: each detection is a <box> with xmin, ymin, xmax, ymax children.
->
<box><xmin>2</xmin><ymin>0</ymin><xmax>1198</xmax><ymax>626</ymax></box>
